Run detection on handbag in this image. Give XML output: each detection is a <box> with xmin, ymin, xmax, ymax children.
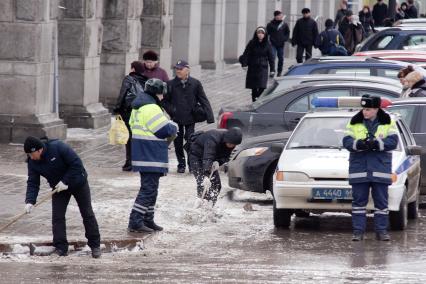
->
<box><xmin>109</xmin><ymin>115</ymin><xmax>129</xmax><ymax>145</ymax></box>
<box><xmin>192</xmin><ymin>103</ymin><xmax>207</xmax><ymax>123</ymax></box>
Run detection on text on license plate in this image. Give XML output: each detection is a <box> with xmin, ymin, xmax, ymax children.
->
<box><xmin>311</xmin><ymin>188</ymin><xmax>352</xmax><ymax>200</ymax></box>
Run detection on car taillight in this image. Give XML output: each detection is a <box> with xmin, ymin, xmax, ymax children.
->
<box><xmin>218</xmin><ymin>112</ymin><xmax>233</xmax><ymax>128</ymax></box>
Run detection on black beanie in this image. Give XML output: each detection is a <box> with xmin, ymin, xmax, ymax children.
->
<box><xmin>24</xmin><ymin>136</ymin><xmax>44</xmax><ymax>153</ymax></box>
<box><xmin>223</xmin><ymin>127</ymin><xmax>243</xmax><ymax>145</ymax></box>
<box><xmin>274</xmin><ymin>10</ymin><xmax>282</xmax><ymax>17</ymax></box>
<box><xmin>142</xmin><ymin>50</ymin><xmax>159</xmax><ymax>61</ymax></box>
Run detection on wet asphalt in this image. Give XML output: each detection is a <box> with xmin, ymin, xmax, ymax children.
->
<box><xmin>1</xmin><ymin>192</ymin><xmax>426</xmax><ymax>284</ymax></box>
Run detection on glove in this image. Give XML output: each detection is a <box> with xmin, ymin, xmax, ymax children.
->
<box><xmin>366</xmin><ymin>138</ymin><xmax>380</xmax><ymax>151</ymax></box>
<box><xmin>356</xmin><ymin>139</ymin><xmax>368</xmax><ymax>151</ymax></box>
<box><xmin>55</xmin><ymin>181</ymin><xmax>68</xmax><ymax>192</ymax></box>
<box><xmin>167</xmin><ymin>134</ymin><xmax>177</xmax><ymax>145</ymax></box>
<box><xmin>269</xmin><ymin>72</ymin><xmax>275</xmax><ymax>78</ymax></box>
<box><xmin>25</xmin><ymin>203</ymin><xmax>33</xmax><ymax>214</ymax></box>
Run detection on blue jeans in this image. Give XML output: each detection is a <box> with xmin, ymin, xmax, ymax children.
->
<box><xmin>351</xmin><ymin>182</ymin><xmax>389</xmax><ymax>234</ymax></box>
<box><xmin>128</xmin><ymin>172</ymin><xmax>162</xmax><ymax>229</ymax></box>
<box><xmin>271</xmin><ymin>45</ymin><xmax>284</xmax><ymax>74</ymax></box>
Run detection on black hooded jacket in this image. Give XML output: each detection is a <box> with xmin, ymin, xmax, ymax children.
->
<box><xmin>114</xmin><ymin>72</ymin><xmax>148</xmax><ymax>119</ymax></box>
<box><xmin>189</xmin><ymin>128</ymin><xmax>242</xmax><ymax>171</ymax></box>
<box><xmin>266</xmin><ymin>19</ymin><xmax>290</xmax><ymax>47</ymax></box>
<box><xmin>240</xmin><ymin>28</ymin><xmax>274</xmax><ymax>89</ymax></box>
<box><xmin>408</xmin><ymin>79</ymin><xmax>426</xmax><ymax>97</ymax></box>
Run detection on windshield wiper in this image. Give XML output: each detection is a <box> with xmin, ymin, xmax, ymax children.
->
<box><xmin>289</xmin><ymin>145</ymin><xmax>342</xmax><ymax>150</ymax></box>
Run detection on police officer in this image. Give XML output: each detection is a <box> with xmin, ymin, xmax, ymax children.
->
<box><xmin>342</xmin><ymin>95</ymin><xmax>398</xmax><ymax>241</ymax></box>
<box><xmin>188</xmin><ymin>127</ymin><xmax>243</xmax><ymax>205</ymax></box>
<box><xmin>24</xmin><ymin>136</ymin><xmax>101</xmax><ymax>258</ymax></box>
<box><xmin>128</xmin><ymin>78</ymin><xmax>178</xmax><ymax>233</ymax></box>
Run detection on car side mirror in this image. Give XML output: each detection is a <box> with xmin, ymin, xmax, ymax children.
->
<box><xmin>270</xmin><ymin>143</ymin><xmax>285</xmax><ymax>154</ymax></box>
<box><xmin>407</xmin><ymin>145</ymin><xmax>422</xmax><ymax>156</ymax></box>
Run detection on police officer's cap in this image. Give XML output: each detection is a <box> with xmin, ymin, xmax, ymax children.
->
<box><xmin>360</xmin><ymin>94</ymin><xmax>381</xmax><ymax>108</ymax></box>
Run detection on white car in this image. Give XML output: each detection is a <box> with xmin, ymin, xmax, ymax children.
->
<box><xmin>272</xmin><ymin>110</ymin><xmax>422</xmax><ymax>230</ymax></box>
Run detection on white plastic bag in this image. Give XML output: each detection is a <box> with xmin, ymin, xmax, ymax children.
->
<box><xmin>109</xmin><ymin>115</ymin><xmax>129</xmax><ymax>145</ymax></box>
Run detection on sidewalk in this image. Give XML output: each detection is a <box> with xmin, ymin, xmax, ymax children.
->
<box><xmin>0</xmin><ymin>61</ymin><xmax>295</xmax><ymax>251</ymax></box>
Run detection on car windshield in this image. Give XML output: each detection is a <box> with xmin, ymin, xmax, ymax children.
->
<box><xmin>287</xmin><ymin>117</ymin><xmax>349</xmax><ymax>149</ymax></box>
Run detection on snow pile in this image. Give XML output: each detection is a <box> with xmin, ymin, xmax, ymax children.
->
<box><xmin>12</xmin><ymin>244</ymin><xmax>29</xmax><ymax>254</ymax></box>
<box><xmin>180</xmin><ymin>199</ymin><xmax>224</xmax><ymax>225</ymax></box>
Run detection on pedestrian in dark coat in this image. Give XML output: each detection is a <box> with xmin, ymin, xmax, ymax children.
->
<box><xmin>113</xmin><ymin>61</ymin><xmax>148</xmax><ymax>171</ymax></box>
<box><xmin>359</xmin><ymin>6</ymin><xmax>375</xmax><ymax>37</ymax></box>
<box><xmin>140</xmin><ymin>50</ymin><xmax>170</xmax><ymax>82</ymax></box>
<box><xmin>372</xmin><ymin>0</ymin><xmax>388</xmax><ymax>26</ymax></box>
<box><xmin>24</xmin><ymin>137</ymin><xmax>101</xmax><ymax>258</ymax></box>
<box><xmin>340</xmin><ymin>12</ymin><xmax>364</xmax><ymax>55</ymax></box>
<box><xmin>406</xmin><ymin>0</ymin><xmax>418</xmax><ymax>18</ymax></box>
<box><xmin>162</xmin><ymin>60</ymin><xmax>214</xmax><ymax>174</ymax></box>
<box><xmin>405</xmin><ymin>71</ymin><xmax>426</xmax><ymax>97</ymax></box>
<box><xmin>266</xmin><ymin>10</ymin><xmax>290</xmax><ymax>77</ymax></box>
<box><xmin>334</xmin><ymin>1</ymin><xmax>348</xmax><ymax>28</ymax></box>
<box><xmin>395</xmin><ymin>3</ymin><xmax>409</xmax><ymax>21</ymax></box>
<box><xmin>189</xmin><ymin>127</ymin><xmax>243</xmax><ymax>205</ymax></box>
<box><xmin>291</xmin><ymin>8</ymin><xmax>319</xmax><ymax>63</ymax></box>
<box><xmin>240</xmin><ymin>26</ymin><xmax>275</xmax><ymax>102</ymax></box>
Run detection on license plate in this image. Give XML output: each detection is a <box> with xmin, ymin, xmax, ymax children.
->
<box><xmin>311</xmin><ymin>188</ymin><xmax>352</xmax><ymax>200</ymax></box>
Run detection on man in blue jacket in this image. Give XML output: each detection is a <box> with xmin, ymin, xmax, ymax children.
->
<box><xmin>342</xmin><ymin>95</ymin><xmax>398</xmax><ymax>241</ymax></box>
<box><xmin>24</xmin><ymin>136</ymin><xmax>101</xmax><ymax>257</ymax></box>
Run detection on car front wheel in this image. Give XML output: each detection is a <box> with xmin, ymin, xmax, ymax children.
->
<box><xmin>389</xmin><ymin>187</ymin><xmax>408</xmax><ymax>231</ymax></box>
<box><xmin>273</xmin><ymin>199</ymin><xmax>292</xmax><ymax>228</ymax></box>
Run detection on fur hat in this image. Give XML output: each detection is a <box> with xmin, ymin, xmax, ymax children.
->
<box><xmin>142</xmin><ymin>50</ymin><xmax>159</xmax><ymax>61</ymax></box>
<box><xmin>405</xmin><ymin>71</ymin><xmax>424</xmax><ymax>88</ymax></box>
<box><xmin>360</xmin><ymin>94</ymin><xmax>381</xmax><ymax>108</ymax></box>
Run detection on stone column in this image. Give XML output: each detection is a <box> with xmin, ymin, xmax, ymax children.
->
<box><xmin>224</xmin><ymin>0</ymin><xmax>247</xmax><ymax>63</ymax></box>
<box><xmin>246</xmin><ymin>0</ymin><xmax>267</xmax><ymax>43</ymax></box>
<box><xmin>172</xmin><ymin>0</ymin><xmax>202</xmax><ymax>77</ymax></box>
<box><xmin>0</xmin><ymin>0</ymin><xmax>66</xmax><ymax>143</ymax></box>
<box><xmin>57</xmin><ymin>0</ymin><xmax>110</xmax><ymax>128</ymax></box>
<box><xmin>199</xmin><ymin>0</ymin><xmax>226</xmax><ymax>70</ymax></box>
<box><xmin>99</xmin><ymin>0</ymin><xmax>143</xmax><ymax>110</ymax></box>
<box><xmin>140</xmin><ymin>0</ymin><xmax>173</xmax><ymax>78</ymax></box>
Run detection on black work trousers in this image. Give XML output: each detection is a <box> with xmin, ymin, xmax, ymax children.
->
<box><xmin>122</xmin><ymin>112</ymin><xmax>132</xmax><ymax>166</ymax></box>
<box><xmin>189</xmin><ymin>155</ymin><xmax>222</xmax><ymax>205</ymax></box>
<box><xmin>52</xmin><ymin>181</ymin><xmax>101</xmax><ymax>253</ymax></box>
<box><xmin>174</xmin><ymin>123</ymin><xmax>195</xmax><ymax>169</ymax></box>
<box><xmin>296</xmin><ymin>44</ymin><xmax>313</xmax><ymax>63</ymax></box>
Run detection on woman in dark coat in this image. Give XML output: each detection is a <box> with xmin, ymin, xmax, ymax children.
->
<box><xmin>359</xmin><ymin>6</ymin><xmax>375</xmax><ymax>38</ymax></box>
<box><xmin>240</xmin><ymin>26</ymin><xmax>275</xmax><ymax>102</ymax></box>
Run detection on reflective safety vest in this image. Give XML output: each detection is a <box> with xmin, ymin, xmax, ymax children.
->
<box><xmin>344</xmin><ymin>119</ymin><xmax>398</xmax><ymax>185</ymax></box>
<box><xmin>130</xmin><ymin>103</ymin><xmax>177</xmax><ymax>173</ymax></box>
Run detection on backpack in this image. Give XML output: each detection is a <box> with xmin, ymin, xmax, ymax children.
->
<box><xmin>325</xmin><ymin>31</ymin><xmax>348</xmax><ymax>56</ymax></box>
<box><xmin>124</xmin><ymin>77</ymin><xmax>145</xmax><ymax>110</ymax></box>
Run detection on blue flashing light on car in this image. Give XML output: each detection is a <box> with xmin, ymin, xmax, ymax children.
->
<box><xmin>312</xmin><ymin>97</ymin><xmax>392</xmax><ymax>109</ymax></box>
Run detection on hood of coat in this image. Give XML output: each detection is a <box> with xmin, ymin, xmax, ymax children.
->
<box><xmin>251</xmin><ymin>26</ymin><xmax>269</xmax><ymax>44</ymax></box>
<box><xmin>131</xmin><ymin>91</ymin><xmax>157</xmax><ymax>109</ymax></box>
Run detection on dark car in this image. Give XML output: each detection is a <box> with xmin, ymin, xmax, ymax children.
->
<box><xmin>218</xmin><ymin>80</ymin><xmax>401</xmax><ymax>137</ymax></box>
<box><xmin>387</xmin><ymin>98</ymin><xmax>426</xmax><ymax>195</ymax></box>
<box><xmin>284</xmin><ymin>56</ymin><xmax>426</xmax><ymax>79</ymax></box>
<box><xmin>355</xmin><ymin>27</ymin><xmax>426</xmax><ymax>52</ymax></box>
<box><xmin>227</xmin><ymin>132</ymin><xmax>291</xmax><ymax>194</ymax></box>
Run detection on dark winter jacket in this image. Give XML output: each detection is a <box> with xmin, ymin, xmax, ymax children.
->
<box><xmin>340</xmin><ymin>18</ymin><xmax>364</xmax><ymax>55</ymax></box>
<box><xmin>189</xmin><ymin>128</ymin><xmax>242</xmax><ymax>172</ymax></box>
<box><xmin>372</xmin><ymin>3</ymin><xmax>388</xmax><ymax>26</ymax></box>
<box><xmin>342</xmin><ymin>109</ymin><xmax>398</xmax><ymax>185</ymax></box>
<box><xmin>26</xmin><ymin>139</ymin><xmax>88</xmax><ymax>204</ymax></box>
<box><xmin>395</xmin><ymin>9</ymin><xmax>407</xmax><ymax>21</ymax></box>
<box><xmin>241</xmin><ymin>30</ymin><xmax>274</xmax><ymax>89</ymax></box>
<box><xmin>162</xmin><ymin>76</ymin><xmax>214</xmax><ymax>125</ymax></box>
<box><xmin>266</xmin><ymin>19</ymin><xmax>290</xmax><ymax>47</ymax></box>
<box><xmin>291</xmin><ymin>17</ymin><xmax>319</xmax><ymax>46</ymax></box>
<box><xmin>114</xmin><ymin>72</ymin><xmax>148</xmax><ymax>120</ymax></box>
<box><xmin>406</xmin><ymin>5</ymin><xmax>418</xmax><ymax>19</ymax></box>
<box><xmin>141</xmin><ymin>64</ymin><xmax>169</xmax><ymax>82</ymax></box>
<box><xmin>359</xmin><ymin>11</ymin><xmax>375</xmax><ymax>36</ymax></box>
<box><xmin>334</xmin><ymin>8</ymin><xmax>348</xmax><ymax>28</ymax></box>
<box><xmin>408</xmin><ymin>79</ymin><xmax>426</xmax><ymax>97</ymax></box>
<box><xmin>315</xmin><ymin>28</ymin><xmax>345</xmax><ymax>55</ymax></box>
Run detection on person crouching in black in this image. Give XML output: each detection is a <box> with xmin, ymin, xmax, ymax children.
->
<box><xmin>188</xmin><ymin>128</ymin><xmax>243</xmax><ymax>205</ymax></box>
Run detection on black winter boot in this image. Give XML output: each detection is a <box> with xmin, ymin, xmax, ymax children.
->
<box><xmin>145</xmin><ymin>221</ymin><xmax>163</xmax><ymax>231</ymax></box>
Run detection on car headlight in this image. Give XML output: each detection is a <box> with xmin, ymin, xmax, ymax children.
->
<box><xmin>275</xmin><ymin>171</ymin><xmax>311</xmax><ymax>182</ymax></box>
<box><xmin>237</xmin><ymin>147</ymin><xmax>268</xmax><ymax>158</ymax></box>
